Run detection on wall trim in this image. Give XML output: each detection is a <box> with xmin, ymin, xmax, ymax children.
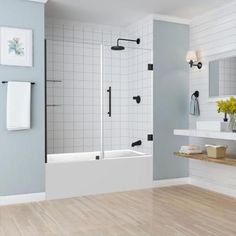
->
<box><xmin>152</xmin><ymin>14</ymin><xmax>190</xmax><ymax>25</ymax></box>
<box><xmin>28</xmin><ymin>0</ymin><xmax>48</xmax><ymax>3</ymax></box>
<box><xmin>153</xmin><ymin>177</ymin><xmax>191</xmax><ymax>188</ymax></box>
<box><xmin>0</xmin><ymin>192</ymin><xmax>45</xmax><ymax>206</ymax></box>
<box><xmin>190</xmin><ymin>178</ymin><xmax>236</xmax><ymax>199</ymax></box>
<box><xmin>1</xmin><ymin>180</ymin><xmax>236</xmax><ymax>206</ymax></box>
<box><xmin>153</xmin><ymin>178</ymin><xmax>236</xmax><ymax>199</ymax></box>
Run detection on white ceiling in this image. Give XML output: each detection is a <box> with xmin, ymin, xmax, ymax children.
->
<box><xmin>45</xmin><ymin>0</ymin><xmax>233</xmax><ymax>26</ymax></box>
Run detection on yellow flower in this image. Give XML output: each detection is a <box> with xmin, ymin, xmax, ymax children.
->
<box><xmin>217</xmin><ymin>97</ymin><xmax>236</xmax><ymax>114</ymax></box>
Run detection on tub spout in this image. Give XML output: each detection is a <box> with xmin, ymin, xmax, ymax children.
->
<box><xmin>131</xmin><ymin>140</ymin><xmax>142</xmax><ymax>147</ymax></box>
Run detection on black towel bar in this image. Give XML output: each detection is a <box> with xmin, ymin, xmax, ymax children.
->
<box><xmin>2</xmin><ymin>81</ymin><xmax>35</xmax><ymax>85</ymax></box>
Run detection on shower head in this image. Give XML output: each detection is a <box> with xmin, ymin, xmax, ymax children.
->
<box><xmin>111</xmin><ymin>45</ymin><xmax>125</xmax><ymax>51</ymax></box>
<box><xmin>111</xmin><ymin>38</ymin><xmax>140</xmax><ymax>51</ymax></box>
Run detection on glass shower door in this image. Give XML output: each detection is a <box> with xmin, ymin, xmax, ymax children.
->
<box><xmin>46</xmin><ymin>40</ymin><xmax>102</xmax><ymax>158</ymax></box>
<box><xmin>102</xmin><ymin>45</ymin><xmax>128</xmax><ymax>158</ymax></box>
<box><xmin>102</xmin><ymin>45</ymin><xmax>153</xmax><ymax>158</ymax></box>
<box><xmin>46</xmin><ymin>39</ymin><xmax>152</xmax><ymax>159</ymax></box>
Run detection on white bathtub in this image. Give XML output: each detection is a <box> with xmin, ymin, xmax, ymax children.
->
<box><xmin>46</xmin><ymin>150</ymin><xmax>153</xmax><ymax>200</ymax></box>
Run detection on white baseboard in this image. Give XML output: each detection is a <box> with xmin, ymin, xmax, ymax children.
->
<box><xmin>1</xmin><ymin>178</ymin><xmax>236</xmax><ymax>206</ymax></box>
<box><xmin>153</xmin><ymin>178</ymin><xmax>236</xmax><ymax>198</ymax></box>
<box><xmin>190</xmin><ymin>178</ymin><xmax>236</xmax><ymax>199</ymax></box>
<box><xmin>153</xmin><ymin>177</ymin><xmax>191</xmax><ymax>188</ymax></box>
<box><xmin>0</xmin><ymin>192</ymin><xmax>45</xmax><ymax>206</ymax></box>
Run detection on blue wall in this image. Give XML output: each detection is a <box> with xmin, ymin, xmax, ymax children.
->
<box><xmin>0</xmin><ymin>0</ymin><xmax>45</xmax><ymax>195</ymax></box>
<box><xmin>153</xmin><ymin>20</ymin><xmax>189</xmax><ymax>180</ymax></box>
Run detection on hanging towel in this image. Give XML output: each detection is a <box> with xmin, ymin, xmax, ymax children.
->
<box><xmin>190</xmin><ymin>95</ymin><xmax>200</xmax><ymax>116</ymax></box>
<box><xmin>7</xmin><ymin>82</ymin><xmax>31</xmax><ymax>131</ymax></box>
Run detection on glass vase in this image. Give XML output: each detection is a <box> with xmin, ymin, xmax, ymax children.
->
<box><xmin>229</xmin><ymin>114</ymin><xmax>236</xmax><ymax>132</ymax></box>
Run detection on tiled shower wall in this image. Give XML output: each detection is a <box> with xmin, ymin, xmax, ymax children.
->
<box><xmin>45</xmin><ymin>17</ymin><xmax>153</xmax><ymax>154</ymax></box>
<box><xmin>46</xmin><ymin>40</ymin><xmax>101</xmax><ymax>154</ymax></box>
<box><xmin>127</xmin><ymin>48</ymin><xmax>153</xmax><ymax>154</ymax></box>
<box><xmin>103</xmin><ymin>47</ymin><xmax>129</xmax><ymax>151</ymax></box>
<box><xmin>127</xmin><ymin>16</ymin><xmax>153</xmax><ymax>154</ymax></box>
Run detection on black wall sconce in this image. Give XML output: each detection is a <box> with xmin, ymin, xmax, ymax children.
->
<box><xmin>186</xmin><ymin>51</ymin><xmax>202</xmax><ymax>69</ymax></box>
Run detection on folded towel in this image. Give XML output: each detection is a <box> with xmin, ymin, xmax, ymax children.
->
<box><xmin>205</xmin><ymin>144</ymin><xmax>228</xmax><ymax>149</ymax></box>
<box><xmin>190</xmin><ymin>95</ymin><xmax>200</xmax><ymax>116</ymax></box>
<box><xmin>179</xmin><ymin>150</ymin><xmax>202</xmax><ymax>155</ymax></box>
<box><xmin>180</xmin><ymin>145</ymin><xmax>201</xmax><ymax>151</ymax></box>
<box><xmin>7</xmin><ymin>81</ymin><xmax>31</xmax><ymax>131</ymax></box>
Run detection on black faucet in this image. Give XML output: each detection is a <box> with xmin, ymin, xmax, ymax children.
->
<box><xmin>131</xmin><ymin>140</ymin><xmax>142</xmax><ymax>147</ymax></box>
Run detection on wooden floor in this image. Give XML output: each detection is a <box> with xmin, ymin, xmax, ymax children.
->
<box><xmin>1</xmin><ymin>185</ymin><xmax>236</xmax><ymax>236</ymax></box>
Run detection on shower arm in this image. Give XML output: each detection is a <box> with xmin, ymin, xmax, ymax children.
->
<box><xmin>117</xmin><ymin>38</ymin><xmax>139</xmax><ymax>45</ymax></box>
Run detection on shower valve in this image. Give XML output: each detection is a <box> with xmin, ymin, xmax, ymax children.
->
<box><xmin>133</xmin><ymin>96</ymin><xmax>141</xmax><ymax>104</ymax></box>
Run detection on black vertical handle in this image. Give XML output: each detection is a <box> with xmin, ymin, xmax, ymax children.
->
<box><xmin>107</xmin><ymin>86</ymin><xmax>111</xmax><ymax>117</ymax></box>
<box><xmin>44</xmin><ymin>39</ymin><xmax>48</xmax><ymax>164</ymax></box>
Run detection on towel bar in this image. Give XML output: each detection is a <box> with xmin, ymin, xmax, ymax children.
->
<box><xmin>2</xmin><ymin>81</ymin><xmax>35</xmax><ymax>85</ymax></box>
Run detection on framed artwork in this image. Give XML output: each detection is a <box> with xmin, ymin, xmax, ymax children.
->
<box><xmin>0</xmin><ymin>27</ymin><xmax>32</xmax><ymax>67</ymax></box>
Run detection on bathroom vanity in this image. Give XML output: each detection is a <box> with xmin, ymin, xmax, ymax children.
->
<box><xmin>174</xmin><ymin>122</ymin><xmax>236</xmax><ymax>167</ymax></box>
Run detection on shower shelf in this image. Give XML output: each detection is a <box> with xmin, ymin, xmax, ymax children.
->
<box><xmin>47</xmin><ymin>104</ymin><xmax>62</xmax><ymax>107</ymax></box>
<box><xmin>47</xmin><ymin>80</ymin><xmax>62</xmax><ymax>83</ymax></box>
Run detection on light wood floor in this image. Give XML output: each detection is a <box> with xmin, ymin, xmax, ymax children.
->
<box><xmin>1</xmin><ymin>185</ymin><xmax>236</xmax><ymax>236</ymax></box>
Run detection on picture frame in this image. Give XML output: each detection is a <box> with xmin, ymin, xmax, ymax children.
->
<box><xmin>0</xmin><ymin>27</ymin><xmax>33</xmax><ymax>67</ymax></box>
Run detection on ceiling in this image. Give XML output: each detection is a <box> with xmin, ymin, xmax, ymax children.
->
<box><xmin>45</xmin><ymin>0</ymin><xmax>233</xmax><ymax>26</ymax></box>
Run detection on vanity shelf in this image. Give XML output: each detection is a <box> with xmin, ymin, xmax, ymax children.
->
<box><xmin>174</xmin><ymin>152</ymin><xmax>236</xmax><ymax>166</ymax></box>
<box><xmin>174</xmin><ymin>129</ymin><xmax>236</xmax><ymax>141</ymax></box>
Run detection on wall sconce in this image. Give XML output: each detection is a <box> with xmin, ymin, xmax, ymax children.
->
<box><xmin>186</xmin><ymin>51</ymin><xmax>202</xmax><ymax>69</ymax></box>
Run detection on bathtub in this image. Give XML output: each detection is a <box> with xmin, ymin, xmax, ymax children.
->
<box><xmin>46</xmin><ymin>150</ymin><xmax>153</xmax><ymax>200</ymax></box>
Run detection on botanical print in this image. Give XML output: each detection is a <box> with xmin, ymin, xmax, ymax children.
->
<box><xmin>0</xmin><ymin>27</ymin><xmax>32</xmax><ymax>67</ymax></box>
<box><xmin>8</xmin><ymin>37</ymin><xmax>24</xmax><ymax>56</ymax></box>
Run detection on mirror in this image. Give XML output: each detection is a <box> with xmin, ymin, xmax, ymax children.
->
<box><xmin>209</xmin><ymin>56</ymin><xmax>236</xmax><ymax>98</ymax></box>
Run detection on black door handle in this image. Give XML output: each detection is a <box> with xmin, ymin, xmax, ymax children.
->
<box><xmin>107</xmin><ymin>86</ymin><xmax>111</xmax><ymax>117</ymax></box>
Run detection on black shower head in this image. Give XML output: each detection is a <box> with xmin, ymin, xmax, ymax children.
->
<box><xmin>111</xmin><ymin>45</ymin><xmax>125</xmax><ymax>51</ymax></box>
<box><xmin>111</xmin><ymin>38</ymin><xmax>140</xmax><ymax>51</ymax></box>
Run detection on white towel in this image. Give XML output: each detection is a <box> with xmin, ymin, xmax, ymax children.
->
<box><xmin>180</xmin><ymin>145</ymin><xmax>201</xmax><ymax>151</ymax></box>
<box><xmin>7</xmin><ymin>81</ymin><xmax>31</xmax><ymax>131</ymax></box>
<box><xmin>179</xmin><ymin>150</ymin><xmax>202</xmax><ymax>155</ymax></box>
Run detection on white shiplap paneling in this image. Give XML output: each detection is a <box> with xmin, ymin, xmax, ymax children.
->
<box><xmin>189</xmin><ymin>1</ymin><xmax>236</xmax><ymax>195</ymax></box>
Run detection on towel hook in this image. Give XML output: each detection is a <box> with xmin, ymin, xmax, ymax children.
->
<box><xmin>192</xmin><ymin>91</ymin><xmax>199</xmax><ymax>98</ymax></box>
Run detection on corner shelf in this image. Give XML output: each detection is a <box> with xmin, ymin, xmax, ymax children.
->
<box><xmin>174</xmin><ymin>129</ymin><xmax>236</xmax><ymax>141</ymax></box>
<box><xmin>174</xmin><ymin>152</ymin><xmax>236</xmax><ymax>167</ymax></box>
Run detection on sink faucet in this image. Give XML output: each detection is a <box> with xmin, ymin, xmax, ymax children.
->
<box><xmin>131</xmin><ymin>140</ymin><xmax>142</xmax><ymax>147</ymax></box>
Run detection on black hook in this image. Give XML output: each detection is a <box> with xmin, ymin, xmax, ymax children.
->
<box><xmin>192</xmin><ymin>91</ymin><xmax>199</xmax><ymax>98</ymax></box>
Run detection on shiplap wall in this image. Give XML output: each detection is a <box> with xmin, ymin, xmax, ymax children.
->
<box><xmin>189</xmin><ymin>2</ymin><xmax>236</xmax><ymax>197</ymax></box>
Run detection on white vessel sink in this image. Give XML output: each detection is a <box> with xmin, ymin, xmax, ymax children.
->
<box><xmin>196</xmin><ymin>121</ymin><xmax>229</xmax><ymax>132</ymax></box>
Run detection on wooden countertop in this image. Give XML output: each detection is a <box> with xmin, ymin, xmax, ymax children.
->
<box><xmin>174</xmin><ymin>152</ymin><xmax>236</xmax><ymax>167</ymax></box>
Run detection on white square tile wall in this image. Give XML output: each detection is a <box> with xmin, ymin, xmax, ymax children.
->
<box><xmin>46</xmin><ymin>17</ymin><xmax>153</xmax><ymax>155</ymax></box>
<box><xmin>47</xmin><ymin>40</ymin><xmax>101</xmax><ymax>154</ymax></box>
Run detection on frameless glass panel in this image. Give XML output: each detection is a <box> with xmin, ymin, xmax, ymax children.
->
<box><xmin>102</xmin><ymin>45</ymin><xmax>153</xmax><ymax>158</ymax></box>
<box><xmin>46</xmin><ymin>40</ymin><xmax>102</xmax><ymax>158</ymax></box>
